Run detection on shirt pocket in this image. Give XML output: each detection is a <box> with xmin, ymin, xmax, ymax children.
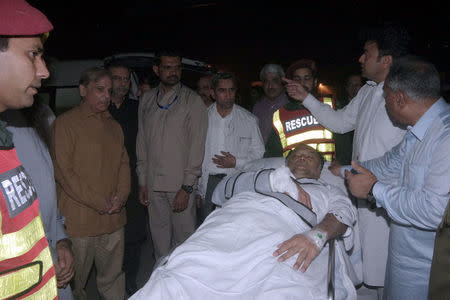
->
<box><xmin>405</xmin><ymin>163</ymin><xmax>426</xmax><ymax>190</ymax></box>
<box><xmin>237</xmin><ymin>136</ymin><xmax>252</xmax><ymax>157</ymax></box>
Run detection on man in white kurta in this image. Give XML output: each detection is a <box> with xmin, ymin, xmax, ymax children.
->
<box><xmin>131</xmin><ymin>145</ymin><xmax>358</xmax><ymax>300</ymax></box>
<box><xmin>284</xmin><ymin>24</ymin><xmax>409</xmax><ymax>296</ymax></box>
<box><xmin>197</xmin><ymin>72</ymin><xmax>264</xmax><ymax>223</ymax></box>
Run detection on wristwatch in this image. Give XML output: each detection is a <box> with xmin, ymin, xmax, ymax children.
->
<box><xmin>181</xmin><ymin>184</ymin><xmax>193</xmax><ymax>194</ymax></box>
<box><xmin>367</xmin><ymin>181</ymin><xmax>377</xmax><ymax>204</ymax></box>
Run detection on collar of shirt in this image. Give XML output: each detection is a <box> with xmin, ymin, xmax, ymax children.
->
<box><xmin>157</xmin><ymin>82</ymin><xmax>182</xmax><ymax>96</ymax></box>
<box><xmin>365</xmin><ymin>80</ymin><xmax>385</xmax><ymax>88</ymax></box>
<box><xmin>260</xmin><ymin>92</ymin><xmax>289</xmax><ymax>108</ymax></box>
<box><xmin>211</xmin><ymin>102</ymin><xmax>234</xmax><ymax>120</ymax></box>
<box><xmin>109</xmin><ymin>97</ymin><xmax>130</xmax><ymax>113</ymax></box>
<box><xmin>0</xmin><ymin>119</ymin><xmax>13</xmax><ymax>148</ymax></box>
<box><xmin>408</xmin><ymin>98</ymin><xmax>447</xmax><ymax>141</ymax></box>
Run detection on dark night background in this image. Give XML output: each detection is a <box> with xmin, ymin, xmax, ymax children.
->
<box><xmin>31</xmin><ymin>0</ymin><xmax>450</xmax><ymax>104</ymax></box>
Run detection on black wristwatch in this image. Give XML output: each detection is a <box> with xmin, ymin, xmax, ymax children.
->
<box><xmin>181</xmin><ymin>184</ymin><xmax>193</xmax><ymax>194</ymax></box>
<box><xmin>367</xmin><ymin>181</ymin><xmax>377</xmax><ymax>203</ymax></box>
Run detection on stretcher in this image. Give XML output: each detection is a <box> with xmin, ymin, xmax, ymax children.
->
<box><xmin>130</xmin><ymin>158</ymin><xmax>358</xmax><ymax>300</ymax></box>
<box><xmin>240</xmin><ymin>157</ymin><xmax>357</xmax><ymax>300</ymax></box>
<box><xmin>219</xmin><ymin>166</ymin><xmax>338</xmax><ymax>299</ymax></box>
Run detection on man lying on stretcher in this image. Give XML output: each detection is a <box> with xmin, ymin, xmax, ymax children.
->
<box><xmin>131</xmin><ymin>144</ymin><xmax>358</xmax><ymax>300</ymax></box>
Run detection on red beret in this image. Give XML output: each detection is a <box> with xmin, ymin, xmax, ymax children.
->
<box><xmin>286</xmin><ymin>59</ymin><xmax>317</xmax><ymax>79</ymax></box>
<box><xmin>0</xmin><ymin>0</ymin><xmax>53</xmax><ymax>36</ymax></box>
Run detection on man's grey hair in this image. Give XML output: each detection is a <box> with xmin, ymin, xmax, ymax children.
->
<box><xmin>259</xmin><ymin>64</ymin><xmax>285</xmax><ymax>81</ymax></box>
<box><xmin>385</xmin><ymin>55</ymin><xmax>441</xmax><ymax>102</ymax></box>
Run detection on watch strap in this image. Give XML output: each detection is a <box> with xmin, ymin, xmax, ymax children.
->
<box><xmin>181</xmin><ymin>184</ymin><xmax>193</xmax><ymax>194</ymax></box>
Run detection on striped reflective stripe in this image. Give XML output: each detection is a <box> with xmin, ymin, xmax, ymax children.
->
<box><xmin>275</xmin><ymin>102</ymin><xmax>336</xmax><ymax>161</ymax></box>
<box><xmin>0</xmin><ymin>242</ymin><xmax>55</xmax><ymax>299</ymax></box>
<box><xmin>0</xmin><ymin>262</ymin><xmax>41</xmax><ymax>299</ymax></box>
<box><xmin>286</xmin><ymin>130</ymin><xmax>328</xmax><ymax>145</ymax></box>
<box><xmin>323</xmin><ymin>97</ymin><xmax>334</xmax><ymax>108</ymax></box>
<box><xmin>323</xmin><ymin>154</ymin><xmax>333</xmax><ymax>161</ymax></box>
<box><xmin>273</xmin><ymin>110</ymin><xmax>287</xmax><ymax>148</ymax></box>
<box><xmin>324</xmin><ymin>129</ymin><xmax>333</xmax><ymax>139</ymax></box>
<box><xmin>0</xmin><ymin>215</ymin><xmax>46</xmax><ymax>261</ymax></box>
<box><xmin>317</xmin><ymin>143</ymin><xmax>335</xmax><ymax>153</ymax></box>
<box><xmin>23</xmin><ymin>274</ymin><xmax>57</xmax><ymax>300</ymax></box>
<box><xmin>32</xmin><ymin>244</ymin><xmax>54</xmax><ymax>279</ymax></box>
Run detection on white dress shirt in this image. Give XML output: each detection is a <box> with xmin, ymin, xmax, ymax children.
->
<box><xmin>364</xmin><ymin>99</ymin><xmax>450</xmax><ymax>299</ymax></box>
<box><xmin>302</xmin><ymin>81</ymin><xmax>406</xmax><ymax>286</ymax></box>
<box><xmin>198</xmin><ymin>103</ymin><xmax>264</xmax><ymax>198</ymax></box>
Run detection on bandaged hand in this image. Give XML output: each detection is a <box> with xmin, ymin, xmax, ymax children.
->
<box><xmin>273</xmin><ymin>228</ymin><xmax>327</xmax><ymax>272</ymax></box>
<box><xmin>270</xmin><ymin>166</ymin><xmax>312</xmax><ymax>208</ymax></box>
<box><xmin>269</xmin><ymin>166</ymin><xmax>298</xmax><ymax>199</ymax></box>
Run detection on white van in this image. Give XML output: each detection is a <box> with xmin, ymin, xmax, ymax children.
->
<box><xmin>40</xmin><ymin>53</ymin><xmax>216</xmax><ymax>115</ymax></box>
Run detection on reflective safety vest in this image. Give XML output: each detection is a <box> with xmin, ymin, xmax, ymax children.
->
<box><xmin>272</xmin><ymin>97</ymin><xmax>336</xmax><ymax>161</ymax></box>
<box><xmin>0</xmin><ymin>148</ymin><xmax>58</xmax><ymax>299</ymax></box>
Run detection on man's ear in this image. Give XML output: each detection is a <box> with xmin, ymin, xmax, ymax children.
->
<box><xmin>396</xmin><ymin>91</ymin><xmax>409</xmax><ymax>109</ymax></box>
<box><xmin>381</xmin><ymin>55</ymin><xmax>393</xmax><ymax>69</ymax></box>
<box><xmin>210</xmin><ymin>88</ymin><xmax>216</xmax><ymax>100</ymax></box>
<box><xmin>79</xmin><ymin>85</ymin><xmax>87</xmax><ymax>98</ymax></box>
<box><xmin>152</xmin><ymin>65</ymin><xmax>159</xmax><ymax>77</ymax></box>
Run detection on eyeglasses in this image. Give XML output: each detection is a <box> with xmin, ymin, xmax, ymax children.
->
<box><xmin>112</xmin><ymin>75</ymin><xmax>131</xmax><ymax>82</ymax></box>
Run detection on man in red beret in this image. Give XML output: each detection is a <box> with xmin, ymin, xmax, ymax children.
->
<box><xmin>0</xmin><ymin>1</ymin><xmax>73</xmax><ymax>299</ymax></box>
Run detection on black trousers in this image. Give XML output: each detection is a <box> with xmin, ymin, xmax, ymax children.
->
<box><xmin>198</xmin><ymin>174</ymin><xmax>226</xmax><ymax>225</ymax></box>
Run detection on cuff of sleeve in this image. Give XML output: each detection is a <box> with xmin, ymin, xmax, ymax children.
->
<box><xmin>342</xmin><ymin>226</ymin><xmax>354</xmax><ymax>251</ymax></box>
<box><xmin>235</xmin><ymin>158</ymin><xmax>245</xmax><ymax>170</ymax></box>
<box><xmin>137</xmin><ymin>174</ymin><xmax>146</xmax><ymax>187</ymax></box>
<box><xmin>372</xmin><ymin>181</ymin><xmax>386</xmax><ymax>208</ymax></box>
<box><xmin>341</xmin><ymin>165</ymin><xmax>352</xmax><ymax>177</ymax></box>
<box><xmin>183</xmin><ymin>173</ymin><xmax>197</xmax><ymax>187</ymax></box>
<box><xmin>331</xmin><ymin>212</ymin><xmax>353</xmax><ymax>231</ymax></box>
<box><xmin>55</xmin><ymin>224</ymin><xmax>68</xmax><ymax>245</ymax></box>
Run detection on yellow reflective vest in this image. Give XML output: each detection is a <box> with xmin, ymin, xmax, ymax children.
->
<box><xmin>272</xmin><ymin>97</ymin><xmax>336</xmax><ymax>161</ymax></box>
<box><xmin>0</xmin><ymin>148</ymin><xmax>58</xmax><ymax>299</ymax></box>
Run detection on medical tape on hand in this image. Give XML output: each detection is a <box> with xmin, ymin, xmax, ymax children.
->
<box><xmin>304</xmin><ymin>228</ymin><xmax>328</xmax><ymax>250</ymax></box>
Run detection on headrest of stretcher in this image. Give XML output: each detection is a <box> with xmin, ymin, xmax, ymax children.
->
<box><xmin>242</xmin><ymin>157</ymin><xmax>348</xmax><ymax>196</ymax></box>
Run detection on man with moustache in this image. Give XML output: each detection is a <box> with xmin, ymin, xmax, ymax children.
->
<box><xmin>284</xmin><ymin>22</ymin><xmax>409</xmax><ymax>299</ymax></box>
<box><xmin>252</xmin><ymin>63</ymin><xmax>289</xmax><ymax>145</ymax></box>
<box><xmin>136</xmin><ymin>50</ymin><xmax>208</xmax><ymax>260</ymax></box>
<box><xmin>197</xmin><ymin>72</ymin><xmax>264</xmax><ymax>223</ymax></box>
<box><xmin>51</xmin><ymin>67</ymin><xmax>130</xmax><ymax>300</ymax></box>
<box><xmin>265</xmin><ymin>59</ymin><xmax>336</xmax><ymax>162</ymax></box>
<box><xmin>106</xmin><ymin>60</ymin><xmax>147</xmax><ymax>295</ymax></box>
<box><xmin>0</xmin><ymin>1</ymin><xmax>61</xmax><ymax>298</ymax></box>
<box><xmin>345</xmin><ymin>55</ymin><xmax>449</xmax><ymax>299</ymax></box>
<box><xmin>197</xmin><ymin>74</ymin><xmax>214</xmax><ymax>107</ymax></box>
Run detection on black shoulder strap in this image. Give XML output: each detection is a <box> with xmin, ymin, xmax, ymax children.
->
<box><xmin>224</xmin><ymin>168</ymin><xmax>317</xmax><ymax>228</ymax></box>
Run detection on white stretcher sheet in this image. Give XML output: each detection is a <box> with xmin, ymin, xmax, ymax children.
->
<box><xmin>130</xmin><ymin>188</ymin><xmax>357</xmax><ymax>300</ymax></box>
